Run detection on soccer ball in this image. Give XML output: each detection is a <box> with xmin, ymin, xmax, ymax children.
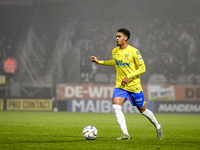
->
<box><xmin>82</xmin><ymin>125</ymin><xmax>98</xmax><ymax>140</ymax></box>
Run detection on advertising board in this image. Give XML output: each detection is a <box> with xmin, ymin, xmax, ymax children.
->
<box><xmin>67</xmin><ymin>99</ymin><xmax>154</xmax><ymax>113</ymax></box>
<box><xmin>0</xmin><ymin>99</ymin><xmax>3</xmax><ymax>110</ymax></box>
<box><xmin>57</xmin><ymin>84</ymin><xmax>148</xmax><ymax>100</ymax></box>
<box><xmin>174</xmin><ymin>86</ymin><xmax>200</xmax><ymax>101</ymax></box>
<box><xmin>155</xmin><ymin>101</ymin><xmax>200</xmax><ymax>113</ymax></box>
<box><xmin>7</xmin><ymin>99</ymin><xmax>52</xmax><ymax>111</ymax></box>
<box><xmin>147</xmin><ymin>85</ymin><xmax>175</xmax><ymax>100</ymax></box>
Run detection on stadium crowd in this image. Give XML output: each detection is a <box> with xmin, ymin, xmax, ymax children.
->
<box><xmin>79</xmin><ymin>18</ymin><xmax>200</xmax><ymax>85</ymax></box>
<box><xmin>1</xmin><ymin>16</ymin><xmax>200</xmax><ymax>85</ymax></box>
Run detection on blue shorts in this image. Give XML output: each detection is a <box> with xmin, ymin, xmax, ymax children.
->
<box><xmin>112</xmin><ymin>88</ymin><xmax>145</xmax><ymax>107</ymax></box>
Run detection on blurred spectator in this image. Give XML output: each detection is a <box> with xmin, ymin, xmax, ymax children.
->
<box><xmin>3</xmin><ymin>56</ymin><xmax>17</xmax><ymax>83</ymax></box>
<box><xmin>3</xmin><ymin>57</ymin><xmax>17</xmax><ymax>74</ymax></box>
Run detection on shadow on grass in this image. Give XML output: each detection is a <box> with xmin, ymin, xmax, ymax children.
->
<box><xmin>2</xmin><ymin>136</ymin><xmax>117</xmax><ymax>144</ymax></box>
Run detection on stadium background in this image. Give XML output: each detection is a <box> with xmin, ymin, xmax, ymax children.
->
<box><xmin>0</xmin><ymin>0</ymin><xmax>200</xmax><ymax>113</ymax></box>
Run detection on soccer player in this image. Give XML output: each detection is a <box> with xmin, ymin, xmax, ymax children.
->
<box><xmin>91</xmin><ymin>28</ymin><xmax>163</xmax><ymax>140</ymax></box>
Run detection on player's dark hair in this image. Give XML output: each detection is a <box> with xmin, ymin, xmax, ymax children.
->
<box><xmin>117</xmin><ymin>28</ymin><xmax>131</xmax><ymax>41</ymax></box>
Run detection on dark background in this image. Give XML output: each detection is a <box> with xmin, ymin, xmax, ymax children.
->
<box><xmin>1</xmin><ymin>0</ymin><xmax>200</xmax><ymax>98</ymax></box>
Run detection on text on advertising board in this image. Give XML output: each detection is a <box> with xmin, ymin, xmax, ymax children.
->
<box><xmin>175</xmin><ymin>86</ymin><xmax>200</xmax><ymax>100</ymax></box>
<box><xmin>57</xmin><ymin>84</ymin><xmax>148</xmax><ymax>100</ymax></box>
<box><xmin>155</xmin><ymin>101</ymin><xmax>200</xmax><ymax>113</ymax></box>
<box><xmin>57</xmin><ymin>84</ymin><xmax>114</xmax><ymax>100</ymax></box>
<box><xmin>7</xmin><ymin>99</ymin><xmax>52</xmax><ymax>111</ymax></box>
<box><xmin>67</xmin><ymin>100</ymin><xmax>154</xmax><ymax>113</ymax></box>
<box><xmin>68</xmin><ymin>99</ymin><xmax>140</xmax><ymax>113</ymax></box>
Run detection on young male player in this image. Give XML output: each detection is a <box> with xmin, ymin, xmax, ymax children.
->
<box><xmin>91</xmin><ymin>28</ymin><xmax>163</xmax><ymax>140</ymax></box>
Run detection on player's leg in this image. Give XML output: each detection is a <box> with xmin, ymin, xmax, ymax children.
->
<box><xmin>112</xmin><ymin>88</ymin><xmax>132</xmax><ymax>140</ymax></box>
<box><xmin>129</xmin><ymin>91</ymin><xmax>163</xmax><ymax>139</ymax></box>
<box><xmin>137</xmin><ymin>104</ymin><xmax>160</xmax><ymax>129</ymax></box>
<box><xmin>113</xmin><ymin>97</ymin><xmax>132</xmax><ymax>140</ymax></box>
<box><xmin>112</xmin><ymin>97</ymin><xmax>127</xmax><ymax>134</ymax></box>
<box><xmin>138</xmin><ymin>104</ymin><xmax>163</xmax><ymax>140</ymax></box>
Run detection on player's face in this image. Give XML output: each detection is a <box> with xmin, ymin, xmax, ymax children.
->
<box><xmin>116</xmin><ymin>32</ymin><xmax>127</xmax><ymax>46</ymax></box>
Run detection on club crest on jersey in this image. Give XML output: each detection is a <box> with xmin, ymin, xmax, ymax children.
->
<box><xmin>124</xmin><ymin>54</ymin><xmax>129</xmax><ymax>60</ymax></box>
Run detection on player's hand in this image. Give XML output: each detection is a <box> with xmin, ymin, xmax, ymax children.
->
<box><xmin>91</xmin><ymin>56</ymin><xmax>99</xmax><ymax>64</ymax></box>
<box><xmin>121</xmin><ymin>77</ymin><xmax>129</xmax><ymax>87</ymax></box>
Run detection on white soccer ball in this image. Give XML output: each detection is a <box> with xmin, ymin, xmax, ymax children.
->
<box><xmin>82</xmin><ymin>125</ymin><xmax>98</xmax><ymax>140</ymax></box>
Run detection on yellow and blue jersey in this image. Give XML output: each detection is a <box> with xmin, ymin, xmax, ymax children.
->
<box><xmin>98</xmin><ymin>45</ymin><xmax>146</xmax><ymax>93</ymax></box>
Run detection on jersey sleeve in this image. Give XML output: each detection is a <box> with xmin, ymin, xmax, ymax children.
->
<box><xmin>127</xmin><ymin>51</ymin><xmax>146</xmax><ymax>79</ymax></box>
<box><xmin>98</xmin><ymin>59</ymin><xmax>116</xmax><ymax>66</ymax></box>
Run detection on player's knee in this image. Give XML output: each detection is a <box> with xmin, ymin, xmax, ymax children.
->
<box><xmin>112</xmin><ymin>104</ymin><xmax>121</xmax><ymax>112</ymax></box>
<box><xmin>137</xmin><ymin>105</ymin><xmax>147</xmax><ymax>113</ymax></box>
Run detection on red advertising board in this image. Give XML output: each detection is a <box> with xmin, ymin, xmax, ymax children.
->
<box><xmin>57</xmin><ymin>84</ymin><xmax>200</xmax><ymax>101</ymax></box>
<box><xmin>57</xmin><ymin>84</ymin><xmax>114</xmax><ymax>100</ymax></box>
<box><xmin>57</xmin><ymin>84</ymin><xmax>148</xmax><ymax>100</ymax></box>
<box><xmin>175</xmin><ymin>86</ymin><xmax>200</xmax><ymax>101</ymax></box>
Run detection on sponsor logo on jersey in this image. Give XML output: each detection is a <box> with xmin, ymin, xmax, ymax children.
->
<box><xmin>138</xmin><ymin>56</ymin><xmax>143</xmax><ymax>61</ymax></box>
<box><xmin>115</xmin><ymin>60</ymin><xmax>130</xmax><ymax>67</ymax></box>
<box><xmin>136</xmin><ymin>51</ymin><xmax>140</xmax><ymax>55</ymax></box>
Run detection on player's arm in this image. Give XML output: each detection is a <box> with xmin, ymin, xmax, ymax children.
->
<box><xmin>127</xmin><ymin>53</ymin><xmax>146</xmax><ymax>79</ymax></box>
<box><xmin>91</xmin><ymin>56</ymin><xmax>116</xmax><ymax>66</ymax></box>
<box><xmin>98</xmin><ymin>60</ymin><xmax>116</xmax><ymax>66</ymax></box>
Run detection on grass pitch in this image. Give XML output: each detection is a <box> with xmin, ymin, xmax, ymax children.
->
<box><xmin>0</xmin><ymin>111</ymin><xmax>200</xmax><ymax>150</ymax></box>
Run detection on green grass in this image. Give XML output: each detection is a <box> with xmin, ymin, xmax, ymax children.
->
<box><xmin>0</xmin><ymin>112</ymin><xmax>200</xmax><ymax>150</ymax></box>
